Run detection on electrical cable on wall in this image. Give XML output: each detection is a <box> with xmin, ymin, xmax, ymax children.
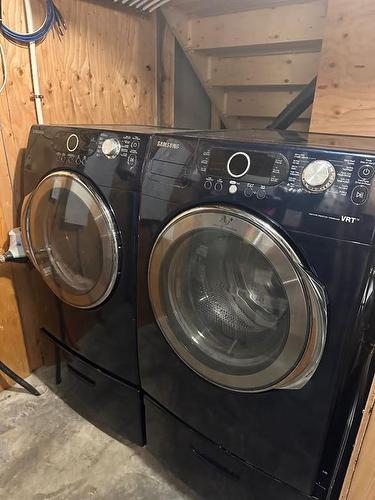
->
<box><xmin>24</xmin><ymin>0</ymin><xmax>45</xmax><ymax>124</ymax></box>
<box><xmin>0</xmin><ymin>0</ymin><xmax>66</xmax><ymax>44</ymax></box>
<box><xmin>0</xmin><ymin>1</ymin><xmax>66</xmax><ymax>123</ymax></box>
<box><xmin>0</xmin><ymin>43</ymin><xmax>7</xmax><ymax>94</ymax></box>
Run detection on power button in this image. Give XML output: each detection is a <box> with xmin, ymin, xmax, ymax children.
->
<box><xmin>359</xmin><ymin>165</ymin><xmax>375</xmax><ymax>180</ymax></box>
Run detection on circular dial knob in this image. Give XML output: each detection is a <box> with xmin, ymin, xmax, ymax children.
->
<box><xmin>302</xmin><ymin>160</ymin><xmax>336</xmax><ymax>192</ymax></box>
<box><xmin>227</xmin><ymin>152</ymin><xmax>251</xmax><ymax>178</ymax></box>
<box><xmin>102</xmin><ymin>138</ymin><xmax>121</xmax><ymax>159</ymax></box>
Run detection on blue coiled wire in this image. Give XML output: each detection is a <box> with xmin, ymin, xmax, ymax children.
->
<box><xmin>0</xmin><ymin>0</ymin><xmax>65</xmax><ymax>44</ymax></box>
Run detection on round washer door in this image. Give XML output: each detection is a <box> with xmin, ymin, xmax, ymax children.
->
<box><xmin>21</xmin><ymin>171</ymin><xmax>120</xmax><ymax>309</ymax></box>
<box><xmin>148</xmin><ymin>205</ymin><xmax>327</xmax><ymax>392</ymax></box>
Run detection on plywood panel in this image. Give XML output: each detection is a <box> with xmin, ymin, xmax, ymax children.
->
<box><xmin>189</xmin><ymin>0</ymin><xmax>327</xmax><ymax>51</ymax></box>
<box><xmin>38</xmin><ymin>1</ymin><xmax>156</xmax><ymax>126</ymax></box>
<box><xmin>226</xmin><ymin>89</ymin><xmax>311</xmax><ymax>117</ymax></box>
<box><xmin>0</xmin><ymin>1</ymin><xmax>39</xmax><ymax>190</ymax></box>
<box><xmin>0</xmin><ymin>127</ymin><xmax>32</xmax><ymax>381</ymax></box>
<box><xmin>0</xmin><ymin>0</ymin><xmax>38</xmax><ymax>385</ymax></box>
<box><xmin>210</xmin><ymin>53</ymin><xmax>320</xmax><ymax>87</ymax></box>
<box><xmin>226</xmin><ymin>116</ymin><xmax>310</xmax><ymax>131</ymax></box>
<box><xmin>0</xmin><ymin>0</ymin><xmax>157</xmax><ymax>385</ymax></box>
<box><xmin>310</xmin><ymin>0</ymin><xmax>375</xmax><ymax>135</ymax></box>
<box><xmin>0</xmin><ymin>191</ymin><xmax>30</xmax><ymax>387</ymax></box>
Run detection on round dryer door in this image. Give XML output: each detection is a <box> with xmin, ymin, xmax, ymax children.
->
<box><xmin>21</xmin><ymin>171</ymin><xmax>120</xmax><ymax>309</ymax></box>
<box><xmin>148</xmin><ymin>205</ymin><xmax>327</xmax><ymax>392</ymax></box>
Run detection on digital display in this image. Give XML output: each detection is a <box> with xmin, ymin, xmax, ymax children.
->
<box><xmin>208</xmin><ymin>148</ymin><xmax>276</xmax><ymax>180</ymax></box>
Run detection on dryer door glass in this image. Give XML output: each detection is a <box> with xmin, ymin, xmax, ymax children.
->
<box><xmin>148</xmin><ymin>206</ymin><xmax>327</xmax><ymax>392</ymax></box>
<box><xmin>22</xmin><ymin>171</ymin><xmax>119</xmax><ymax>309</ymax></box>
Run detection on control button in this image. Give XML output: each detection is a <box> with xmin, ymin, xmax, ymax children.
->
<box><xmin>102</xmin><ymin>137</ymin><xmax>121</xmax><ymax>159</ymax></box>
<box><xmin>227</xmin><ymin>152</ymin><xmax>251</xmax><ymax>178</ymax></box>
<box><xmin>131</xmin><ymin>140</ymin><xmax>140</xmax><ymax>150</ymax></box>
<box><xmin>214</xmin><ymin>182</ymin><xmax>223</xmax><ymax>192</ymax></box>
<box><xmin>256</xmin><ymin>190</ymin><xmax>266</xmax><ymax>200</ymax></box>
<box><xmin>359</xmin><ymin>165</ymin><xmax>375</xmax><ymax>180</ymax></box>
<box><xmin>229</xmin><ymin>184</ymin><xmax>238</xmax><ymax>194</ymax></box>
<box><xmin>301</xmin><ymin>160</ymin><xmax>336</xmax><ymax>193</ymax></box>
<box><xmin>351</xmin><ymin>185</ymin><xmax>369</xmax><ymax>205</ymax></box>
<box><xmin>127</xmin><ymin>154</ymin><xmax>137</xmax><ymax>168</ymax></box>
<box><xmin>67</xmin><ymin>134</ymin><xmax>79</xmax><ymax>152</ymax></box>
<box><xmin>244</xmin><ymin>187</ymin><xmax>253</xmax><ymax>197</ymax></box>
<box><xmin>204</xmin><ymin>180</ymin><xmax>212</xmax><ymax>190</ymax></box>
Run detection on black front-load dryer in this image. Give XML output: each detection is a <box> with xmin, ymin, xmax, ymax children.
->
<box><xmin>21</xmin><ymin>124</ymin><xmax>170</xmax><ymax>445</ymax></box>
<box><xmin>137</xmin><ymin>130</ymin><xmax>375</xmax><ymax>498</ymax></box>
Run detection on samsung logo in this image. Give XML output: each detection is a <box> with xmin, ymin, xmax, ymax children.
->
<box><xmin>157</xmin><ymin>140</ymin><xmax>180</xmax><ymax>150</ymax></box>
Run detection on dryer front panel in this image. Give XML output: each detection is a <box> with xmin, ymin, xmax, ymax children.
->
<box><xmin>148</xmin><ymin>205</ymin><xmax>327</xmax><ymax>392</ymax></box>
<box><xmin>21</xmin><ymin>171</ymin><xmax>120</xmax><ymax>309</ymax></box>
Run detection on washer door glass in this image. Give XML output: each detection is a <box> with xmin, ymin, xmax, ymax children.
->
<box><xmin>148</xmin><ymin>206</ymin><xmax>326</xmax><ymax>392</ymax></box>
<box><xmin>22</xmin><ymin>171</ymin><xmax>119</xmax><ymax>309</ymax></box>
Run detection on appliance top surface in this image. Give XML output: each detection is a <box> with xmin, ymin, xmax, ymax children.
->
<box><xmin>166</xmin><ymin>128</ymin><xmax>375</xmax><ymax>154</ymax></box>
<box><xmin>46</xmin><ymin>124</ymin><xmax>189</xmax><ymax>134</ymax></box>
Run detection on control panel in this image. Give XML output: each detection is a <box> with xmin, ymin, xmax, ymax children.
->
<box><xmin>197</xmin><ymin>142</ymin><xmax>291</xmax><ymax>200</ymax></box>
<box><xmin>54</xmin><ymin>130</ymin><xmax>143</xmax><ymax>172</ymax></box>
<box><xmin>97</xmin><ymin>133</ymin><xmax>141</xmax><ymax>169</ymax></box>
<box><xmin>144</xmin><ymin>134</ymin><xmax>375</xmax><ymax>244</ymax></box>
<box><xmin>288</xmin><ymin>150</ymin><xmax>374</xmax><ymax>206</ymax></box>
<box><xmin>200</xmin><ymin>146</ymin><xmax>289</xmax><ymax>184</ymax></box>
<box><xmin>145</xmin><ymin>135</ymin><xmax>375</xmax><ymax>208</ymax></box>
<box><xmin>196</xmin><ymin>140</ymin><xmax>375</xmax><ymax>207</ymax></box>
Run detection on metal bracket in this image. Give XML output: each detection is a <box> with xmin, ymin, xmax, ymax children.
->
<box><xmin>30</xmin><ymin>92</ymin><xmax>44</xmax><ymax>102</ymax></box>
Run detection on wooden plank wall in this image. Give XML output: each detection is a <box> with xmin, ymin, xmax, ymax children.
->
<box><xmin>0</xmin><ymin>0</ymin><xmax>156</xmax><ymax>387</ymax></box>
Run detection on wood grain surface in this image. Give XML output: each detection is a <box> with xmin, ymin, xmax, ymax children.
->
<box><xmin>310</xmin><ymin>0</ymin><xmax>375</xmax><ymax>135</ymax></box>
<box><xmin>189</xmin><ymin>0</ymin><xmax>327</xmax><ymax>51</ymax></box>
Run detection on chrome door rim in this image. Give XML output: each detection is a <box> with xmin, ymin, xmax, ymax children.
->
<box><xmin>21</xmin><ymin>171</ymin><xmax>120</xmax><ymax>309</ymax></box>
<box><xmin>148</xmin><ymin>205</ymin><xmax>327</xmax><ymax>392</ymax></box>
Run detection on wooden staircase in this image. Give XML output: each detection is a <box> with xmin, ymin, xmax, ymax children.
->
<box><xmin>162</xmin><ymin>0</ymin><xmax>328</xmax><ymax>130</ymax></box>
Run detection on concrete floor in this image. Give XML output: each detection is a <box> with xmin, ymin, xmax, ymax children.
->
<box><xmin>0</xmin><ymin>374</ymin><xmax>197</xmax><ymax>500</ymax></box>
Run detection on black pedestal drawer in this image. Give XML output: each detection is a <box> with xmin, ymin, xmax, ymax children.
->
<box><xmin>40</xmin><ymin>333</ymin><xmax>144</xmax><ymax>446</ymax></box>
<box><xmin>145</xmin><ymin>396</ymin><xmax>315</xmax><ymax>500</ymax></box>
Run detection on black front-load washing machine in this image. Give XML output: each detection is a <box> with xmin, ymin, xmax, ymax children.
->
<box><xmin>20</xmin><ymin>124</ymin><xmax>174</xmax><ymax>445</ymax></box>
<box><xmin>137</xmin><ymin>130</ymin><xmax>375</xmax><ymax>498</ymax></box>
